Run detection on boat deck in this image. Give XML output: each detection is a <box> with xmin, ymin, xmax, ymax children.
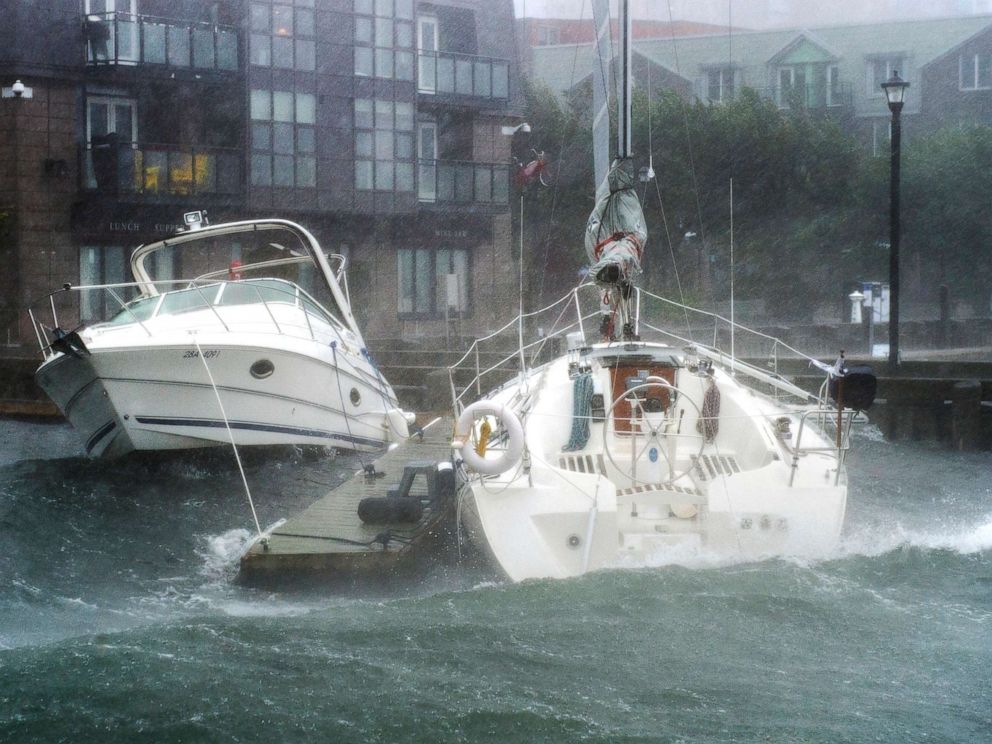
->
<box><xmin>239</xmin><ymin>417</ymin><xmax>456</xmax><ymax>588</ymax></box>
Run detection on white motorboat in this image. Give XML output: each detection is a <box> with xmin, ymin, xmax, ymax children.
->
<box><xmin>447</xmin><ymin>0</ymin><xmax>874</xmax><ymax>582</ymax></box>
<box><xmin>30</xmin><ymin>214</ymin><xmax>412</xmax><ymax>458</ymax></box>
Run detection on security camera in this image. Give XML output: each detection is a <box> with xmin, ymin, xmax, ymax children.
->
<box><xmin>11</xmin><ymin>80</ymin><xmax>25</xmax><ymax>97</ymax></box>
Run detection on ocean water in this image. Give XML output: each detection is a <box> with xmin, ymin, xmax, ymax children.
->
<box><xmin>0</xmin><ymin>419</ymin><xmax>990</xmax><ymax>743</ymax></box>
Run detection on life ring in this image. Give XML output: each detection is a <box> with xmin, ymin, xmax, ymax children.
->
<box><xmin>456</xmin><ymin>401</ymin><xmax>524</xmax><ymax>476</ymax></box>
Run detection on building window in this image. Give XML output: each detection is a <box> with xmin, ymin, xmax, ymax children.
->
<box><xmin>705</xmin><ymin>67</ymin><xmax>735</xmax><ymax>103</ymax></box>
<box><xmin>960</xmin><ymin>52</ymin><xmax>992</xmax><ymax>90</ymax></box>
<box><xmin>79</xmin><ymin>245</ymin><xmax>128</xmax><ymax>321</ymax></box>
<box><xmin>536</xmin><ymin>25</ymin><xmax>560</xmax><ymax>46</ymax></box>
<box><xmin>250</xmin><ymin>0</ymin><xmax>315</xmax><ymax>71</ymax></box>
<box><xmin>354</xmin><ymin>98</ymin><xmax>414</xmax><ymax>192</ymax></box>
<box><xmin>397</xmin><ymin>247</ymin><xmax>470</xmax><ymax>317</ymax></box>
<box><xmin>826</xmin><ymin>65</ymin><xmax>841</xmax><ymax>106</ymax></box>
<box><xmin>867</xmin><ymin>56</ymin><xmax>904</xmax><ymax>97</ymax></box>
<box><xmin>354</xmin><ymin>0</ymin><xmax>414</xmax><ymax>81</ymax></box>
<box><xmin>871</xmin><ymin>119</ymin><xmax>891</xmax><ymax>158</ymax></box>
<box><xmin>251</xmin><ymin>89</ymin><xmax>317</xmax><ymax>188</ymax></box>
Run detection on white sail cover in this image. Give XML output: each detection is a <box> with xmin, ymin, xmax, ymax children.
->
<box><xmin>584</xmin><ymin>160</ymin><xmax>647</xmax><ymax>284</ymax></box>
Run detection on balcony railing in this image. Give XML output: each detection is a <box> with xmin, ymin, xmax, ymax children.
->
<box><xmin>84</xmin><ymin>12</ymin><xmax>239</xmax><ymax>71</ymax></box>
<box><xmin>764</xmin><ymin>82</ymin><xmax>854</xmax><ymax>110</ymax></box>
<box><xmin>81</xmin><ymin>141</ymin><xmax>242</xmax><ymax>197</ymax></box>
<box><xmin>417</xmin><ymin>51</ymin><xmax>509</xmax><ymax>100</ymax></box>
<box><xmin>418</xmin><ymin>159</ymin><xmax>509</xmax><ymax>205</ymax></box>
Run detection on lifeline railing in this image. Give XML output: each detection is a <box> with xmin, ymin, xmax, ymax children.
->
<box><xmin>447</xmin><ymin>283</ymin><xmax>860</xmax><ymax>466</ymax></box>
<box><xmin>27</xmin><ymin>277</ymin><xmax>347</xmax><ymax>360</ymax></box>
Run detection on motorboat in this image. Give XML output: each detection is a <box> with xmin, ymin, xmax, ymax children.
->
<box><xmin>446</xmin><ymin>0</ymin><xmax>874</xmax><ymax>582</ymax></box>
<box><xmin>29</xmin><ymin>213</ymin><xmax>412</xmax><ymax>457</ymax></box>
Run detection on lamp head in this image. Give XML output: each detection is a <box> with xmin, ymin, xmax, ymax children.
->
<box><xmin>11</xmin><ymin>80</ymin><xmax>25</xmax><ymax>97</ymax></box>
<box><xmin>881</xmin><ymin>71</ymin><xmax>909</xmax><ymax>113</ymax></box>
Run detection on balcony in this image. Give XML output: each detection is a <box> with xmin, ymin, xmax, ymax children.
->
<box><xmin>417</xmin><ymin>160</ymin><xmax>509</xmax><ymax>206</ymax></box>
<box><xmin>84</xmin><ymin>12</ymin><xmax>239</xmax><ymax>72</ymax></box>
<box><xmin>81</xmin><ymin>140</ymin><xmax>242</xmax><ymax>199</ymax></box>
<box><xmin>764</xmin><ymin>82</ymin><xmax>854</xmax><ymax>110</ymax></box>
<box><xmin>417</xmin><ymin>51</ymin><xmax>510</xmax><ymax>101</ymax></box>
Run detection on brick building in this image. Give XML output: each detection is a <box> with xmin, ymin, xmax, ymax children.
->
<box><xmin>0</xmin><ymin>0</ymin><xmax>524</xmax><ymax>352</ymax></box>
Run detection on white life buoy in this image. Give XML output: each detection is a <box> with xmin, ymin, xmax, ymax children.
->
<box><xmin>455</xmin><ymin>401</ymin><xmax>524</xmax><ymax>476</ymax></box>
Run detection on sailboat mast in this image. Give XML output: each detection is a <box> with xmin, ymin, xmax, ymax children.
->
<box><xmin>618</xmin><ymin>0</ymin><xmax>632</xmax><ymax>159</ymax></box>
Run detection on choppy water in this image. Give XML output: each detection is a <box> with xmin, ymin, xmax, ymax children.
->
<box><xmin>0</xmin><ymin>419</ymin><xmax>990</xmax><ymax>743</ymax></box>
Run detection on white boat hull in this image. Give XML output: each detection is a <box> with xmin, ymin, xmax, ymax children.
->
<box><xmin>456</xmin><ymin>343</ymin><xmax>849</xmax><ymax>582</ymax></box>
<box><xmin>37</xmin><ymin>335</ymin><xmax>403</xmax><ymax>458</ymax></box>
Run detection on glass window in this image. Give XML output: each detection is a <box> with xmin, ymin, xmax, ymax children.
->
<box><xmin>355</xmin><ymin>46</ymin><xmax>373</xmax><ymax>76</ymax></box>
<box><xmin>375</xmin><ymin>130</ymin><xmax>394</xmax><ymax>159</ymax></box>
<box><xmin>251</xmin><ymin>153</ymin><xmax>272</xmax><ymax>185</ymax></box>
<box><xmin>251</xmin><ymin>34</ymin><xmax>271</xmax><ymax>66</ymax></box>
<box><xmin>394</xmin><ymin>102</ymin><xmax>413</xmax><ymax>130</ymax></box>
<box><xmin>375</xmin><ymin>47</ymin><xmax>393</xmax><ymax>78</ymax></box>
<box><xmin>250</xmin><ymin>89</ymin><xmax>271</xmax><ymax>120</ymax></box>
<box><xmin>252</xmin><ymin>123</ymin><xmax>271</xmax><ymax>150</ymax></box>
<box><xmin>395</xmin><ymin>50</ymin><xmax>414</xmax><ymax>81</ymax></box>
<box><xmin>396</xmin><ymin>21</ymin><xmax>412</xmax><ymax>48</ymax></box>
<box><xmin>273</xmin><ymin>122</ymin><xmax>294</xmax><ymax>154</ymax></box>
<box><xmin>273</xmin><ymin>5</ymin><xmax>293</xmax><ymax>36</ymax></box>
<box><xmin>274</xmin><ymin>155</ymin><xmax>294</xmax><ymax>186</ymax></box>
<box><xmin>395</xmin><ymin>0</ymin><xmax>412</xmax><ymax>20</ymax></box>
<box><xmin>374</xmin><ymin>99</ymin><xmax>393</xmax><ymax>129</ymax></box>
<box><xmin>273</xmin><ymin>36</ymin><xmax>293</xmax><ymax>68</ymax></box>
<box><xmin>296</xmin><ymin>40</ymin><xmax>315</xmax><ymax>70</ymax></box>
<box><xmin>395</xmin><ymin>131</ymin><xmax>413</xmax><ymax>158</ymax></box>
<box><xmin>395</xmin><ymin>161</ymin><xmax>413</xmax><ymax>191</ymax></box>
<box><xmin>355</xmin><ymin>99</ymin><xmax>373</xmax><ymax>128</ymax></box>
<box><xmin>355</xmin><ymin>131</ymin><xmax>373</xmax><ymax>157</ymax></box>
<box><xmin>375</xmin><ymin>17</ymin><xmax>393</xmax><ymax>47</ymax></box>
<box><xmin>355</xmin><ymin>160</ymin><xmax>373</xmax><ymax>189</ymax></box>
<box><xmin>273</xmin><ymin>91</ymin><xmax>294</xmax><ymax>121</ymax></box>
<box><xmin>296</xmin><ymin>156</ymin><xmax>316</xmax><ymax>187</ymax></box>
<box><xmin>296</xmin><ymin>93</ymin><xmax>316</xmax><ymax>124</ymax></box>
<box><xmin>375</xmin><ymin>0</ymin><xmax>392</xmax><ymax>16</ymax></box>
<box><xmin>355</xmin><ymin>17</ymin><xmax>373</xmax><ymax>44</ymax></box>
<box><xmin>250</xmin><ymin>3</ymin><xmax>270</xmax><ymax>33</ymax></box>
<box><xmin>296</xmin><ymin>8</ymin><xmax>314</xmax><ymax>36</ymax></box>
<box><xmin>354</xmin><ymin>0</ymin><xmax>372</xmax><ymax>13</ymax></box>
<box><xmin>375</xmin><ymin>160</ymin><xmax>394</xmax><ymax>190</ymax></box>
<box><xmin>297</xmin><ymin>127</ymin><xmax>315</xmax><ymax>153</ymax></box>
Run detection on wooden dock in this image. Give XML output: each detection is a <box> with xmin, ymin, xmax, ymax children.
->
<box><xmin>238</xmin><ymin>417</ymin><xmax>457</xmax><ymax>588</ymax></box>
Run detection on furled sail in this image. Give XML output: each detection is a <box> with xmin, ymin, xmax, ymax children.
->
<box><xmin>584</xmin><ymin>159</ymin><xmax>647</xmax><ymax>285</ymax></box>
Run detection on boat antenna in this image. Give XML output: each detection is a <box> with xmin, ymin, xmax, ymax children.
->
<box><xmin>730</xmin><ymin>177</ymin><xmax>735</xmax><ymax>377</ymax></box>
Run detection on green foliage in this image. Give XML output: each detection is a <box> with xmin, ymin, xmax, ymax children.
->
<box><xmin>518</xmin><ymin>80</ymin><xmax>992</xmax><ymax>318</ymax></box>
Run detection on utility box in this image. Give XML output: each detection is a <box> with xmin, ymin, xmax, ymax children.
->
<box><xmin>860</xmin><ymin>281</ymin><xmax>890</xmax><ymax>323</ymax></box>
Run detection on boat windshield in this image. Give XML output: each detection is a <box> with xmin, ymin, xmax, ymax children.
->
<box><xmin>137</xmin><ymin>223</ymin><xmax>346</xmax><ymax>324</ymax></box>
<box><xmin>104</xmin><ymin>278</ymin><xmax>337</xmax><ymax>326</ymax></box>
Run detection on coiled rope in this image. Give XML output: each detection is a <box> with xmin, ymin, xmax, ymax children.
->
<box><xmin>563</xmin><ymin>372</ymin><xmax>595</xmax><ymax>451</ymax></box>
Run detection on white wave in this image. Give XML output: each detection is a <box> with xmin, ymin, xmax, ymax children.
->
<box><xmin>839</xmin><ymin>515</ymin><xmax>992</xmax><ymax>557</ymax></box>
<box><xmin>197</xmin><ymin>528</ymin><xmax>253</xmax><ymax>581</ymax></box>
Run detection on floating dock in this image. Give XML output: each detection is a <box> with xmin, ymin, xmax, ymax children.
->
<box><xmin>239</xmin><ymin>417</ymin><xmax>457</xmax><ymax>588</ymax></box>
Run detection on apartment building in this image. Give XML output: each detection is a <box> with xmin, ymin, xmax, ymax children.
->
<box><xmin>0</xmin><ymin>0</ymin><xmax>523</xmax><ymax>350</ymax></box>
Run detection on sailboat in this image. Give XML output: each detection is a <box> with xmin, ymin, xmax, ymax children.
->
<box><xmin>447</xmin><ymin>1</ymin><xmax>875</xmax><ymax>582</ymax></box>
<box><xmin>29</xmin><ymin>214</ymin><xmax>412</xmax><ymax>458</ymax></box>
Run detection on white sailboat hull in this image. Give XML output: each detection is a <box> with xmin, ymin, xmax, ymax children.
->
<box><xmin>457</xmin><ymin>343</ymin><xmax>848</xmax><ymax>582</ymax></box>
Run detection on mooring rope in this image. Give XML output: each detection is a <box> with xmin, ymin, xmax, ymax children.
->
<box><xmin>563</xmin><ymin>372</ymin><xmax>595</xmax><ymax>451</ymax></box>
<box><xmin>193</xmin><ymin>335</ymin><xmax>262</xmax><ymax>538</ymax></box>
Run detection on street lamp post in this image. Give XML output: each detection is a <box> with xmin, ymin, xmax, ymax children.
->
<box><xmin>881</xmin><ymin>71</ymin><xmax>909</xmax><ymax>370</ymax></box>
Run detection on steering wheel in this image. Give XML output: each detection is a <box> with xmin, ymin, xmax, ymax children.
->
<box><xmin>603</xmin><ymin>376</ymin><xmax>705</xmax><ymax>487</ymax></box>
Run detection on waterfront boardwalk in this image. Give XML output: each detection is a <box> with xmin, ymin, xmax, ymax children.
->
<box><xmin>239</xmin><ymin>417</ymin><xmax>456</xmax><ymax>588</ymax></box>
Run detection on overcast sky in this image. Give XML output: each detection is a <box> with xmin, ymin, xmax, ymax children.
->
<box><xmin>513</xmin><ymin>0</ymin><xmax>992</xmax><ymax>29</ymax></box>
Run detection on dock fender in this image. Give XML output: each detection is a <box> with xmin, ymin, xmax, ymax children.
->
<box><xmin>456</xmin><ymin>401</ymin><xmax>524</xmax><ymax>476</ymax></box>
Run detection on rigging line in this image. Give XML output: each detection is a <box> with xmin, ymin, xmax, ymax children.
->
<box><xmin>193</xmin><ymin>335</ymin><xmax>262</xmax><ymax>539</ymax></box>
<box><xmin>652</xmin><ymin>167</ymin><xmax>695</xmax><ymax>343</ymax></box>
<box><xmin>535</xmin><ymin>0</ymin><xmax>590</xmax><ymax>307</ymax></box>
<box><xmin>665</xmin><ymin>0</ymin><xmax>711</xmax><ymax>282</ymax></box>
